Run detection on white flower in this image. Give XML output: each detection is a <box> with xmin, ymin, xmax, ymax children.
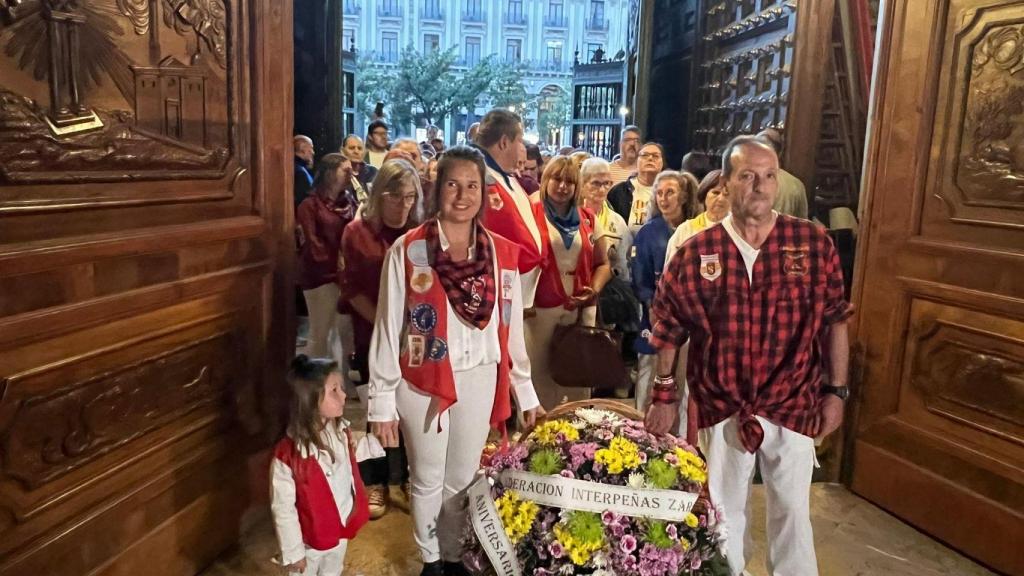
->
<box><xmin>627</xmin><ymin>472</ymin><xmax>647</xmax><ymax>489</ymax></box>
<box><xmin>569</xmin><ymin>418</ymin><xmax>588</xmax><ymax>430</ymax></box>
<box><xmin>575</xmin><ymin>408</ymin><xmax>622</xmax><ymax>426</ymax></box>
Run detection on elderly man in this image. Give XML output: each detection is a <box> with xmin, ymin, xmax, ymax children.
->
<box><xmin>647</xmin><ymin>136</ymin><xmax>852</xmax><ymax>576</ymax></box>
<box><xmin>608</xmin><ymin>125</ymin><xmax>641</xmax><ymax>185</ymax></box>
<box><xmin>341</xmin><ymin>134</ymin><xmax>377</xmax><ymax>204</ymax></box>
<box><xmin>475</xmin><ymin>109</ymin><xmax>545</xmax><ymax>306</ymax></box>
<box><xmin>757</xmin><ymin>128</ymin><xmax>808</xmax><ymax>219</ymax></box>
<box><xmin>293</xmin><ymin>134</ymin><xmax>315</xmax><ymax>213</ymax></box>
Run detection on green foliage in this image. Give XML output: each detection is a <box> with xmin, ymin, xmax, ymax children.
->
<box><xmin>357</xmin><ymin>46</ymin><xmax>530</xmax><ymax>135</ymax></box>
<box><xmin>644</xmin><ymin>458</ymin><xmax>679</xmax><ymax>489</ymax></box>
<box><xmin>564</xmin><ymin>511</ymin><xmax>604</xmax><ymax>544</ymax></box>
<box><xmin>527</xmin><ymin>448</ymin><xmax>564</xmax><ymax>475</ymax></box>
<box><xmin>645</xmin><ymin>520</ymin><xmax>675</xmax><ymax>549</ymax></box>
<box><xmin>537</xmin><ymin>89</ymin><xmax>571</xmax><ymax>145</ymax></box>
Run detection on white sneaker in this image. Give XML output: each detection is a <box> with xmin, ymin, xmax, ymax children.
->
<box><xmin>367</xmin><ymin>484</ymin><xmax>388</xmax><ymax>519</ymax></box>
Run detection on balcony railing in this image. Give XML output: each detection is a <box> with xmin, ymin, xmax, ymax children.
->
<box><xmin>378</xmin><ymin>2</ymin><xmax>401</xmax><ymax>17</ymax></box>
<box><xmin>544</xmin><ymin>14</ymin><xmax>568</xmax><ymax>27</ymax></box>
<box><xmin>587</xmin><ymin>16</ymin><xmax>608</xmax><ymax>31</ymax></box>
<box><xmin>363</xmin><ymin>50</ymin><xmax>400</xmax><ymax>63</ymax></box>
<box><xmin>463</xmin><ymin>9</ymin><xmax>486</xmax><ymax>22</ymax></box>
<box><xmin>504</xmin><ymin>11</ymin><xmax>527</xmax><ymax>25</ymax></box>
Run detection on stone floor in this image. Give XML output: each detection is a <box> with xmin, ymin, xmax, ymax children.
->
<box><xmin>200</xmin><ymin>481</ymin><xmax>994</xmax><ymax>576</ymax></box>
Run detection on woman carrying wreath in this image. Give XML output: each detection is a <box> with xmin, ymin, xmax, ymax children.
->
<box><xmin>367</xmin><ymin>146</ymin><xmax>543</xmax><ymax>576</ymax></box>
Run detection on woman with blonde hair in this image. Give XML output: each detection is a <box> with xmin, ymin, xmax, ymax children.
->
<box><xmin>631</xmin><ymin>170</ymin><xmax>698</xmax><ymax>414</ymax></box>
<box><xmin>339</xmin><ymin>158</ymin><xmax>424</xmax><ymax>520</ymax></box>
<box><xmin>526</xmin><ymin>155</ymin><xmax>613</xmax><ymax>409</ymax></box>
<box><xmin>368</xmin><ymin>146</ymin><xmax>541</xmax><ymax>576</ymax></box>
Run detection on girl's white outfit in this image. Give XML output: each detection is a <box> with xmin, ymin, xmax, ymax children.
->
<box><xmin>367</xmin><ymin>227</ymin><xmax>539</xmax><ymax>563</ymax></box>
<box><xmin>271</xmin><ymin>421</ymin><xmax>356</xmax><ymax>576</ymax></box>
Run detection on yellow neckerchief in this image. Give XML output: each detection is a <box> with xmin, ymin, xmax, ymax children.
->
<box><xmin>593</xmin><ymin>200</ymin><xmax>614</xmax><ymax>232</ymax></box>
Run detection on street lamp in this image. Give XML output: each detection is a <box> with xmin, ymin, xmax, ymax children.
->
<box><xmin>619</xmin><ymin>105</ymin><xmax>629</xmax><ymax>118</ymax></box>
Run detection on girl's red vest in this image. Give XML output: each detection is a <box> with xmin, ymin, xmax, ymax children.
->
<box><xmin>273</xmin><ymin>427</ymin><xmax>370</xmax><ymax>551</ymax></box>
<box><xmin>482</xmin><ymin>171</ymin><xmax>545</xmax><ymax>275</ymax></box>
<box><xmin>398</xmin><ymin>223</ymin><xmax>520</xmax><ymax>435</ymax></box>
<box><xmin>533</xmin><ymin>203</ymin><xmax>596</xmax><ymax>309</ymax></box>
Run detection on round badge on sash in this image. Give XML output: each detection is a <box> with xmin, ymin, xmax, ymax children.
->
<box><xmin>410</xmin><ymin>303</ymin><xmax>437</xmax><ymax>333</ymax></box>
<box><xmin>408</xmin><ymin>239</ymin><xmax>429</xmax><ymax>266</ymax></box>
<box><xmin>427</xmin><ymin>337</ymin><xmax>448</xmax><ymax>361</ymax></box>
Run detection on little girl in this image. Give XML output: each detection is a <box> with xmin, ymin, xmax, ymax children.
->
<box><xmin>271</xmin><ymin>355</ymin><xmax>370</xmax><ymax>575</ymax></box>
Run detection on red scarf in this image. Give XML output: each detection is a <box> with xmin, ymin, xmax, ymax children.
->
<box><xmin>425</xmin><ymin>220</ymin><xmax>496</xmax><ymax>329</ymax></box>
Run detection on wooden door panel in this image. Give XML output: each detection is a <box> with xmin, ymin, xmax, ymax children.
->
<box><xmin>851</xmin><ymin>1</ymin><xmax>1024</xmax><ymax>573</ymax></box>
<box><xmin>0</xmin><ymin>1</ymin><xmax>293</xmax><ymax>574</ymax></box>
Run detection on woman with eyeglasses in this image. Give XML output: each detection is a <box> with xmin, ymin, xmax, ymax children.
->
<box><xmin>338</xmin><ymin>159</ymin><xmax>423</xmax><ymax>521</ymax></box>
<box><xmin>579</xmin><ymin>157</ymin><xmax>632</xmax><ymax>280</ymax></box>
<box><xmin>631</xmin><ymin>170</ymin><xmax>698</xmax><ymax>415</ymax></box>
<box><xmin>526</xmin><ymin>156</ymin><xmax>613</xmax><ymax>409</ymax></box>
<box><xmin>367</xmin><ymin>146</ymin><xmax>541</xmax><ymax>576</ymax></box>
<box><xmin>608</xmin><ymin>142</ymin><xmax>666</xmax><ymax>232</ymax></box>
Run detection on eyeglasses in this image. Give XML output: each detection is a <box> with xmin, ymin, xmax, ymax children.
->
<box><xmin>639</xmin><ymin>152</ymin><xmax>662</xmax><ymax>160</ymax></box>
<box><xmin>384</xmin><ymin>193</ymin><xmax>417</xmax><ymax>204</ymax></box>
<box><xmin>622</xmin><ymin>136</ymin><xmax>640</xmax><ymax>144</ymax></box>
<box><xmin>588</xmin><ymin>180</ymin><xmax>613</xmax><ymax>188</ymax></box>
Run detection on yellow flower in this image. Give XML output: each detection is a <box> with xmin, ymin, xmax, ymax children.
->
<box><xmin>553</xmin><ymin>523</ymin><xmax>603</xmax><ymax>566</ymax></box>
<box><xmin>594</xmin><ymin>436</ymin><xmax>642</xmax><ymax>474</ymax></box>
<box><xmin>673</xmin><ymin>447</ymin><xmax>708</xmax><ymax>483</ymax></box>
<box><xmin>529</xmin><ymin>420</ymin><xmax>580</xmax><ymax>446</ymax></box>
<box><xmin>494</xmin><ymin>490</ymin><xmax>539</xmax><ymax>543</ymax></box>
<box><xmin>684</xmin><ymin>512</ymin><xmax>699</xmax><ymax>529</ymax></box>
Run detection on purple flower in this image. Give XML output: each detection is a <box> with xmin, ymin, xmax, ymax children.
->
<box><xmin>620</xmin><ymin>535</ymin><xmax>638</xmax><ymax>553</ymax></box>
<box><xmin>667</xmin><ymin>524</ymin><xmax>678</xmax><ymax>538</ymax></box>
<box><xmin>548</xmin><ymin>541</ymin><xmax>564</xmax><ymax>558</ymax></box>
<box><xmin>559</xmin><ymin>469</ymin><xmax>575</xmax><ymax>478</ymax></box>
<box><xmin>596</xmin><ymin>428</ymin><xmax>614</xmax><ymax>441</ymax></box>
<box><xmin>602</xmin><ymin>511</ymin><xmax>618</xmax><ymax>525</ymax></box>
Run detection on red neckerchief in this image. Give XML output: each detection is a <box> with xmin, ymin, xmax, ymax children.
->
<box><xmin>425</xmin><ymin>220</ymin><xmax>496</xmax><ymax>329</ymax></box>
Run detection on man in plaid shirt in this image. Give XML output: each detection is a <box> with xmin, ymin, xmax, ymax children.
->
<box><xmin>645</xmin><ymin>136</ymin><xmax>852</xmax><ymax>575</ymax></box>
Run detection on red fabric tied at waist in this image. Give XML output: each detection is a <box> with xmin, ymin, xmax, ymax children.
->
<box><xmin>737</xmin><ymin>406</ymin><xmax>765</xmax><ymax>453</ymax></box>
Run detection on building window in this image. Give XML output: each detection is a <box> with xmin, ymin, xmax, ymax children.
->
<box><xmin>342</xmin><ymin>28</ymin><xmax>356</xmax><ymax>51</ymax></box>
<box><xmin>423</xmin><ymin>0</ymin><xmax>442</xmax><ymax>18</ymax></box>
<box><xmin>381</xmin><ymin>31</ymin><xmax>399</xmax><ymax>62</ymax></box>
<box><xmin>586</xmin><ymin>43</ymin><xmax>602</xmax><ymax>61</ymax></box>
<box><xmin>506</xmin><ymin>39</ymin><xmax>522</xmax><ymax>62</ymax></box>
<box><xmin>424</xmin><ymin>33</ymin><xmax>440</xmax><ymax>53</ymax></box>
<box><xmin>507</xmin><ymin>0</ymin><xmax>523</xmax><ymax>21</ymax></box>
<box><xmin>590</xmin><ymin>0</ymin><xmax>605</xmax><ymax>25</ymax></box>
<box><xmin>466</xmin><ymin>0</ymin><xmax>482</xmax><ymax>19</ymax></box>
<box><xmin>465</xmin><ymin>37</ymin><xmax>482</xmax><ymax>66</ymax></box>
<box><xmin>380</xmin><ymin>0</ymin><xmax>399</xmax><ymax>16</ymax></box>
<box><xmin>547</xmin><ymin>0</ymin><xmax>564</xmax><ymax>25</ymax></box>
<box><xmin>547</xmin><ymin>40</ymin><xmax>563</xmax><ymax>67</ymax></box>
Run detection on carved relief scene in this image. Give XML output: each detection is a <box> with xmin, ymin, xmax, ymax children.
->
<box><xmin>959</xmin><ymin>21</ymin><xmax>1024</xmax><ymax>203</ymax></box>
<box><xmin>0</xmin><ymin>0</ymin><xmax>231</xmax><ymax>182</ymax></box>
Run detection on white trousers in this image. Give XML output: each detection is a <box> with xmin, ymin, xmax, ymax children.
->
<box><xmin>302</xmin><ymin>284</ymin><xmax>353</xmax><ymax>375</ymax></box>
<box><xmin>699</xmin><ymin>416</ymin><xmax>818</xmax><ymax>576</ymax></box>
<box><xmin>292</xmin><ymin>540</ymin><xmax>348</xmax><ymax>576</ymax></box>
<box><xmin>525</xmin><ymin>305</ymin><xmax>595</xmax><ymax>410</ymax></box>
<box><xmin>397</xmin><ymin>363</ymin><xmax>497</xmax><ymax>563</ymax></box>
<box><xmin>634</xmin><ymin>347</ymin><xmax>689</xmax><ymax>436</ymax></box>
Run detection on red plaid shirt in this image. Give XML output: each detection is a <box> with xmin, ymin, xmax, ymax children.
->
<box><xmin>652</xmin><ymin>215</ymin><xmax>852</xmax><ymax>451</ymax></box>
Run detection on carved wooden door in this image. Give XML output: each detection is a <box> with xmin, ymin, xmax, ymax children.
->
<box><xmin>0</xmin><ymin>1</ymin><xmax>293</xmax><ymax>575</ymax></box>
<box><xmin>849</xmin><ymin>1</ymin><xmax>1024</xmax><ymax>573</ymax></box>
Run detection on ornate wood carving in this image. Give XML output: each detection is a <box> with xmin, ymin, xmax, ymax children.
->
<box><xmin>0</xmin><ymin>0</ymin><xmax>235</xmax><ymax>184</ymax></box>
<box><xmin>1</xmin><ymin>332</ymin><xmax>235</xmax><ymax>490</ymax></box>
<box><xmin>912</xmin><ymin>317</ymin><xmax>1024</xmax><ymax>444</ymax></box>
<box><xmin>958</xmin><ymin>21</ymin><xmax>1024</xmax><ymax>204</ymax></box>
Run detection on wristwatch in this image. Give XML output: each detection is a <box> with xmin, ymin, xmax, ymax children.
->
<box><xmin>821</xmin><ymin>385</ymin><xmax>850</xmax><ymax>401</ymax></box>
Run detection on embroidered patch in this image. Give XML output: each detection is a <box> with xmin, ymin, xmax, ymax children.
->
<box><xmin>782</xmin><ymin>245</ymin><xmax>809</xmax><ymax>277</ymax></box>
<box><xmin>410</xmin><ymin>303</ymin><xmax>438</xmax><ymax>333</ymax></box>
<box><xmin>407</xmin><ymin>334</ymin><xmax>426</xmax><ymax>367</ymax></box>
<box><xmin>408</xmin><ymin>239</ymin><xmax>429</xmax><ymax>266</ymax></box>
<box><xmin>428</xmin><ymin>337</ymin><xmax>448</xmax><ymax>361</ymax></box>
<box><xmin>489</xmin><ymin>190</ymin><xmax>504</xmax><ymax>210</ymax></box>
<box><xmin>411</xmin><ymin>266</ymin><xmax>434</xmax><ymax>293</ymax></box>
<box><xmin>700</xmin><ymin>254</ymin><xmax>722</xmax><ymax>281</ymax></box>
<box><xmin>501</xmin><ymin>269</ymin><xmax>516</xmax><ymax>301</ymax></box>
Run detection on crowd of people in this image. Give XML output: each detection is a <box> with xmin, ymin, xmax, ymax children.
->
<box><xmin>277</xmin><ymin>110</ymin><xmax>852</xmax><ymax>576</ymax></box>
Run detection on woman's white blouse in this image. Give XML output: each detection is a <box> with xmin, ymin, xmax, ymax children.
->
<box><xmin>367</xmin><ymin>229</ymin><xmax>540</xmax><ymax>422</ymax></box>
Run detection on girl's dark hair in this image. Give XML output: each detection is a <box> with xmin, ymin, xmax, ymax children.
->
<box><xmin>311</xmin><ymin>153</ymin><xmax>351</xmax><ymax>192</ymax></box>
<box><xmin>286</xmin><ymin>354</ymin><xmax>341</xmax><ymax>462</ymax></box>
<box><xmin>429</xmin><ymin>145</ymin><xmax>488</xmax><ymax>221</ymax></box>
<box><xmin>697</xmin><ymin>169</ymin><xmax>724</xmax><ymax>204</ymax></box>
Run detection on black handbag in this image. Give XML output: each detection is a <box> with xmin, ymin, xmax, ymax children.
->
<box><xmin>598</xmin><ymin>275</ymin><xmax>641</xmax><ymax>331</ymax></box>
<box><xmin>549</xmin><ymin>307</ymin><xmax>630</xmax><ymax>390</ymax></box>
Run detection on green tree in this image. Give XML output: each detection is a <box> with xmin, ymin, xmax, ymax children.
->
<box><xmin>538</xmin><ymin>89</ymin><xmax>571</xmax><ymax>145</ymax></box>
<box><xmin>357</xmin><ymin>46</ymin><xmax>529</xmax><ymax>135</ymax></box>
